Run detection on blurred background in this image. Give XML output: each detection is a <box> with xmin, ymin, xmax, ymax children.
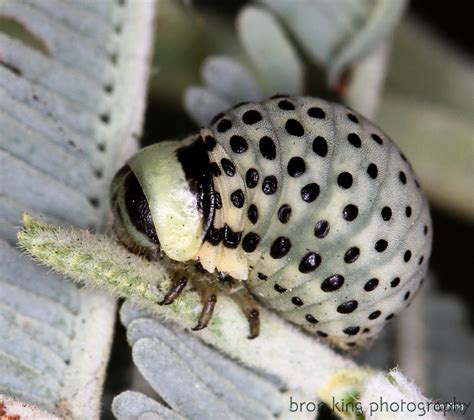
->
<box><xmin>103</xmin><ymin>1</ymin><xmax>473</xmax><ymax>418</ymax></box>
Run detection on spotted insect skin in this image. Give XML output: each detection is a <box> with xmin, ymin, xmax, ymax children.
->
<box><xmin>111</xmin><ymin>95</ymin><xmax>432</xmax><ymax>349</ymax></box>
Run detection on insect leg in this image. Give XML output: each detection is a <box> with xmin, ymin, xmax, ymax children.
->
<box><xmin>230</xmin><ymin>288</ymin><xmax>261</xmax><ymax>339</ymax></box>
<box><xmin>192</xmin><ymin>292</ymin><xmax>217</xmax><ymax>331</ymax></box>
<box><xmin>159</xmin><ymin>277</ymin><xmax>188</xmax><ymax>305</ymax></box>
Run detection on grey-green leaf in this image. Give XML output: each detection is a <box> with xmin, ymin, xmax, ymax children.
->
<box><xmin>0</xmin><ymin>0</ymin><xmax>156</xmax><ymax>417</ymax></box>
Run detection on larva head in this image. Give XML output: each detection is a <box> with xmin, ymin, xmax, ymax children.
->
<box><xmin>110</xmin><ymin>138</ymin><xmax>209</xmax><ymax>261</ymax></box>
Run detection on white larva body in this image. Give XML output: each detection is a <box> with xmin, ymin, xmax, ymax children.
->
<box><xmin>111</xmin><ymin>96</ymin><xmax>432</xmax><ymax>349</ymax></box>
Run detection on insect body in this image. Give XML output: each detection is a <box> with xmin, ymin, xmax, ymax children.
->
<box><xmin>110</xmin><ymin>96</ymin><xmax>432</xmax><ymax>349</ymax></box>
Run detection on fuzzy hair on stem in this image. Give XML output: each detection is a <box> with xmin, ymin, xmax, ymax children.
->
<box><xmin>17</xmin><ymin>214</ymin><xmax>443</xmax><ymax>419</ymax></box>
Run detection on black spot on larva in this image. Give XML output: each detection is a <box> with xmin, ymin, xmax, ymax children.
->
<box><xmin>399</xmin><ymin>171</ymin><xmax>407</xmax><ymax>184</ymax></box>
<box><xmin>206</xmin><ymin>226</ymin><xmax>223</xmax><ymax>245</ymax></box>
<box><xmin>204</xmin><ymin>135</ymin><xmax>216</xmax><ymax>151</ymax></box>
<box><xmin>347</xmin><ymin>133</ymin><xmax>361</xmax><ymax>148</ymax></box>
<box><xmin>301</xmin><ymin>183</ymin><xmax>319</xmax><ymax>202</ymax></box>
<box><xmin>292</xmin><ymin>296</ymin><xmax>303</xmax><ymax>307</ymax></box>
<box><xmin>232</xmin><ymin>101</ymin><xmax>250</xmax><ymax>109</ymax></box>
<box><xmin>270</xmin><ymin>236</ymin><xmax>292</xmax><ymax>259</ymax></box>
<box><xmin>400</xmin><ymin>153</ymin><xmax>407</xmax><ymax>162</ymax></box>
<box><xmin>257</xmin><ymin>272</ymin><xmax>268</xmax><ymax>280</ymax></box>
<box><xmin>337</xmin><ymin>172</ymin><xmax>353</xmax><ymax>189</ymax></box>
<box><xmin>385</xmin><ymin>314</ymin><xmax>395</xmax><ymax>321</ymax></box>
<box><xmin>221</xmin><ymin>158</ymin><xmax>235</xmax><ymax>176</ymax></box>
<box><xmin>298</xmin><ymin>252</ymin><xmax>321</xmax><ymax>273</ymax></box>
<box><xmin>347</xmin><ymin>113</ymin><xmax>358</xmax><ymax>123</ymax></box>
<box><xmin>262</xmin><ymin>176</ymin><xmax>278</xmax><ymax>195</ymax></box>
<box><xmin>424</xmin><ymin>225</ymin><xmax>428</xmax><ymax>235</ymax></box>
<box><xmin>321</xmin><ymin>274</ymin><xmax>344</xmax><ymax>292</ymax></box>
<box><xmin>214</xmin><ymin>191</ymin><xmax>222</xmax><ymax>209</ymax></box>
<box><xmin>344</xmin><ymin>247</ymin><xmax>360</xmax><ymax>263</ymax></box>
<box><xmin>312</xmin><ymin>136</ymin><xmax>328</xmax><ymax>157</ymax></box>
<box><xmin>381</xmin><ymin>206</ymin><xmax>392</xmax><ymax>221</ymax></box>
<box><xmin>415</xmin><ymin>179</ymin><xmax>420</xmax><ymax>188</ymax></box>
<box><xmin>305</xmin><ymin>314</ymin><xmax>318</xmax><ymax>324</ymax></box>
<box><xmin>242</xmin><ymin>110</ymin><xmax>262</xmax><ymax>125</ymax></box>
<box><xmin>308</xmin><ymin>107</ymin><xmax>325</xmax><ymax>119</ymax></box>
<box><xmin>259</xmin><ymin>136</ymin><xmax>276</xmax><ymax>160</ymax></box>
<box><xmin>274</xmin><ymin>283</ymin><xmax>287</xmax><ymax>293</ymax></box>
<box><xmin>278</xmin><ymin>100</ymin><xmax>294</xmax><ymax>110</ymax></box>
<box><xmin>230</xmin><ymin>135</ymin><xmax>248</xmax><ymax>153</ymax></box>
<box><xmin>343</xmin><ymin>204</ymin><xmax>358</xmax><ymax>221</ymax></box>
<box><xmin>285</xmin><ymin>119</ymin><xmax>304</xmax><ymax>136</ymax></box>
<box><xmin>210</xmin><ymin>162</ymin><xmax>221</xmax><ymax>177</ymax></box>
<box><xmin>375</xmin><ymin>239</ymin><xmax>388</xmax><ymax>252</ymax></box>
<box><xmin>246</xmin><ymin>168</ymin><xmax>259</xmax><ymax>188</ymax></box>
<box><xmin>230</xmin><ymin>189</ymin><xmax>245</xmax><ymax>208</ymax></box>
<box><xmin>337</xmin><ymin>300</ymin><xmax>358</xmax><ymax>314</ymax></box>
<box><xmin>317</xmin><ymin>331</ymin><xmax>328</xmax><ymax>337</ymax></box>
<box><xmin>287</xmin><ymin>157</ymin><xmax>306</xmax><ymax>177</ymax></box>
<box><xmin>405</xmin><ymin>206</ymin><xmax>412</xmax><ymax>217</ymax></box>
<box><xmin>404</xmin><ymin>291</ymin><xmax>411</xmax><ymax>301</ymax></box>
<box><xmin>247</xmin><ymin>204</ymin><xmax>258</xmax><ymax>224</ymax></box>
<box><xmin>391</xmin><ymin>277</ymin><xmax>400</xmax><ymax>287</ymax></box>
<box><xmin>270</xmin><ymin>94</ymin><xmax>289</xmax><ymax>99</ymax></box>
<box><xmin>364</xmin><ymin>278</ymin><xmax>379</xmax><ymax>292</ymax></box>
<box><xmin>314</xmin><ymin>220</ymin><xmax>330</xmax><ymax>238</ymax></box>
<box><xmin>242</xmin><ymin>232</ymin><xmax>260</xmax><ymax>252</ymax></box>
<box><xmin>210</xmin><ymin>112</ymin><xmax>223</xmax><ymax>125</ymax></box>
<box><xmin>418</xmin><ymin>256</ymin><xmax>424</xmax><ymax>265</ymax></box>
<box><xmin>371</xmin><ymin>133</ymin><xmax>383</xmax><ymax>145</ymax></box>
<box><xmin>362</xmin><ymin>328</ymin><xmax>370</xmax><ymax>334</ymax></box>
<box><xmin>277</xmin><ymin>204</ymin><xmax>292</xmax><ymax>223</ymax></box>
<box><xmin>217</xmin><ymin>118</ymin><xmax>232</xmax><ymax>133</ymax></box>
<box><xmin>347</xmin><ymin>342</ymin><xmax>357</xmax><ymax>347</ymax></box>
<box><xmin>369</xmin><ymin>310</ymin><xmax>381</xmax><ymax>320</ymax></box>
<box><xmin>343</xmin><ymin>326</ymin><xmax>360</xmax><ymax>335</ymax></box>
<box><xmin>223</xmin><ymin>225</ymin><xmax>241</xmax><ymax>249</ymax></box>
<box><xmin>367</xmin><ymin>163</ymin><xmax>378</xmax><ymax>179</ymax></box>
<box><xmin>404</xmin><ymin>250</ymin><xmax>412</xmax><ymax>262</ymax></box>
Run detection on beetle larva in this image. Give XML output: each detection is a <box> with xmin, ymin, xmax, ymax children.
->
<box><xmin>110</xmin><ymin>96</ymin><xmax>432</xmax><ymax>349</ymax></box>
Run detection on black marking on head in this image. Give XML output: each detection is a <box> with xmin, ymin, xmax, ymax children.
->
<box><xmin>176</xmin><ymin>137</ymin><xmax>215</xmax><ymax>239</ymax></box>
<box><xmin>122</xmin><ymin>167</ymin><xmax>159</xmax><ymax>244</ymax></box>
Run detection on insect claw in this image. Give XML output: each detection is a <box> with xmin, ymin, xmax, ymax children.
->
<box><xmin>191</xmin><ymin>322</ymin><xmax>206</xmax><ymax>331</ymax></box>
<box><xmin>246</xmin><ymin>308</ymin><xmax>260</xmax><ymax>339</ymax></box>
